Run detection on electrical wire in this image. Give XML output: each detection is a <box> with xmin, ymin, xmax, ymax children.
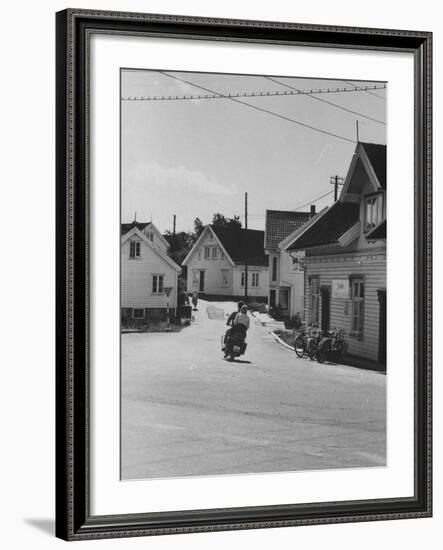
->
<box><xmin>121</xmin><ymin>84</ymin><xmax>387</xmax><ymax>102</ymax></box>
<box><xmin>264</xmin><ymin>77</ymin><xmax>386</xmax><ymax>125</ymax></box>
<box><xmin>158</xmin><ymin>71</ymin><xmax>356</xmax><ymax>144</ymax></box>
<box><xmin>343</xmin><ymin>80</ymin><xmax>386</xmax><ymax>100</ymax></box>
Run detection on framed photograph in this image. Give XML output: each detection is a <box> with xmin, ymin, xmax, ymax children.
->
<box><xmin>55</xmin><ymin>9</ymin><xmax>432</xmax><ymax>541</ymax></box>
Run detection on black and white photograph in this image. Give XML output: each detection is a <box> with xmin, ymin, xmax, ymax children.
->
<box><xmin>120</xmin><ymin>69</ymin><xmax>387</xmax><ymax>481</ymax></box>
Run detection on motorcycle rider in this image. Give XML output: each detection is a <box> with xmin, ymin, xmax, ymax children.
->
<box><xmin>223</xmin><ymin>301</ymin><xmax>244</xmax><ymax>351</ymax></box>
<box><xmin>233</xmin><ymin>305</ymin><xmax>250</xmax><ymax>335</ymax></box>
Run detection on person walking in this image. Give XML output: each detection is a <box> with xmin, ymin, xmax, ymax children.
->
<box><xmin>191</xmin><ymin>291</ymin><xmax>199</xmax><ymax>311</ymax></box>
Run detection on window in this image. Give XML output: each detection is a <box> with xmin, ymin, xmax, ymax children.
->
<box><xmin>152</xmin><ymin>274</ymin><xmax>164</xmax><ymax>294</ymax></box>
<box><xmin>350</xmin><ymin>278</ymin><xmax>364</xmax><ymax>334</ymax></box>
<box><xmin>291</xmin><ymin>255</ymin><xmax>305</xmax><ymax>272</ymax></box>
<box><xmin>132</xmin><ymin>308</ymin><xmax>144</xmax><ymax>319</ymax></box>
<box><xmin>129</xmin><ymin>240</ymin><xmax>141</xmax><ymax>258</ymax></box>
<box><xmin>241</xmin><ymin>271</ymin><xmax>246</xmax><ymax>287</ymax></box>
<box><xmin>220</xmin><ymin>250</ymin><xmax>224</xmax><ymax>260</ymax></box>
<box><xmin>212</xmin><ymin>247</ymin><xmax>217</xmax><ymax>258</ymax></box>
<box><xmin>251</xmin><ymin>272</ymin><xmax>259</xmax><ymax>287</ymax></box>
<box><xmin>197</xmin><ymin>249</ymin><xmax>201</xmax><ymax>259</ymax></box>
<box><xmin>221</xmin><ymin>269</ymin><xmax>229</xmax><ymax>287</ymax></box>
<box><xmin>364</xmin><ymin>193</ymin><xmax>383</xmax><ymax>231</ymax></box>
<box><xmin>272</xmin><ymin>256</ymin><xmax>278</xmax><ymax>281</ymax></box>
<box><xmin>309</xmin><ymin>277</ymin><xmax>320</xmax><ymax>324</ymax></box>
<box><xmin>146</xmin><ymin>232</ymin><xmax>154</xmax><ymax>242</ymax></box>
<box><xmin>192</xmin><ymin>270</ymin><xmax>199</xmax><ymax>287</ymax></box>
<box><xmin>204</xmin><ymin>247</ymin><xmax>210</xmax><ymax>259</ymax></box>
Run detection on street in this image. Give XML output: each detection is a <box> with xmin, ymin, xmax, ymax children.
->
<box><xmin>121</xmin><ymin>300</ymin><xmax>386</xmax><ymax>480</ymax></box>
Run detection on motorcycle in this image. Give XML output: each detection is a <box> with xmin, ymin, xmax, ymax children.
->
<box><xmin>316</xmin><ymin>328</ymin><xmax>347</xmax><ymax>363</ymax></box>
<box><xmin>222</xmin><ymin>328</ymin><xmax>247</xmax><ymax>361</ymax></box>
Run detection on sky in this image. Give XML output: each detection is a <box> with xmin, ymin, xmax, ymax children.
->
<box><xmin>121</xmin><ymin>70</ymin><xmax>386</xmax><ymax>233</ymax></box>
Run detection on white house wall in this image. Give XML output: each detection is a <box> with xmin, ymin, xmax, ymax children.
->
<box><xmin>121</xmin><ymin>237</ymin><xmax>178</xmax><ymax>309</ymax></box>
<box><xmin>279</xmin><ymin>249</ymin><xmax>305</xmax><ymax>316</ymax></box>
<box><xmin>232</xmin><ymin>265</ymin><xmax>269</xmax><ymax>298</ymax></box>
<box><xmin>185</xmin><ymin>232</ymin><xmax>234</xmax><ymax>295</ymax></box>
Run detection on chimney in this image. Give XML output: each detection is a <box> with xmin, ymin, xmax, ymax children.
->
<box><xmin>310</xmin><ymin>205</ymin><xmax>316</xmax><ymax>216</ymax></box>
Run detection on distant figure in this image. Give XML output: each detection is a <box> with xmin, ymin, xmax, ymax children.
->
<box><xmin>233</xmin><ymin>305</ymin><xmax>250</xmax><ymax>335</ymax></box>
<box><xmin>191</xmin><ymin>291</ymin><xmax>199</xmax><ymax>311</ymax></box>
<box><xmin>179</xmin><ymin>290</ymin><xmax>189</xmax><ymax>307</ymax></box>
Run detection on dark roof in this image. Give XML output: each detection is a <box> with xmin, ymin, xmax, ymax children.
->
<box><xmin>212</xmin><ymin>226</ymin><xmax>268</xmax><ymax>266</ymax></box>
<box><xmin>366</xmin><ymin>219</ymin><xmax>386</xmax><ymax>240</ymax></box>
<box><xmin>121</xmin><ymin>221</ymin><xmax>152</xmax><ymax>235</ymax></box>
<box><xmin>287</xmin><ymin>202</ymin><xmax>360</xmax><ymax>251</ymax></box>
<box><xmin>265</xmin><ymin>210</ymin><xmax>314</xmax><ymax>250</ymax></box>
<box><xmin>361</xmin><ymin>142</ymin><xmax>386</xmax><ymax>189</ymax></box>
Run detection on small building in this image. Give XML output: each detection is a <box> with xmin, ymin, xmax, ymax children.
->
<box><xmin>182</xmin><ymin>225</ymin><xmax>269</xmax><ymax>300</ymax></box>
<box><xmin>121</xmin><ymin>220</ymin><xmax>170</xmax><ymax>254</ymax></box>
<box><xmin>264</xmin><ymin>208</ymin><xmax>315</xmax><ymax>318</ymax></box>
<box><xmin>285</xmin><ymin>142</ymin><xmax>387</xmax><ymax>364</ymax></box>
<box><xmin>121</xmin><ymin>226</ymin><xmax>181</xmax><ymax>327</ymax></box>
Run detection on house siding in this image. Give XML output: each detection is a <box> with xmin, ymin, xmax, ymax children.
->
<box><xmin>121</xmin><ymin>237</ymin><xmax>178</xmax><ymax>310</ymax></box>
<box><xmin>185</xmin><ymin>231</ymin><xmax>234</xmax><ymax>295</ymax></box>
<box><xmin>304</xmin><ymin>250</ymin><xmax>386</xmax><ymax>362</ymax></box>
<box><xmin>232</xmin><ymin>265</ymin><xmax>269</xmax><ymax>300</ymax></box>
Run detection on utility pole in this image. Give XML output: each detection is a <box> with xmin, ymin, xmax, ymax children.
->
<box><xmin>244</xmin><ymin>192</ymin><xmax>248</xmax><ymax>303</ymax></box>
<box><xmin>172</xmin><ymin>214</ymin><xmax>176</xmax><ymax>237</ymax></box>
<box><xmin>356</xmin><ymin>119</ymin><xmax>359</xmax><ymax>142</ymax></box>
<box><xmin>330</xmin><ymin>175</ymin><xmax>345</xmax><ymax>201</ymax></box>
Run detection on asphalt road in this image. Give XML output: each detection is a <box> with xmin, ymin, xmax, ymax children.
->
<box><xmin>121</xmin><ymin>300</ymin><xmax>386</xmax><ymax>480</ymax></box>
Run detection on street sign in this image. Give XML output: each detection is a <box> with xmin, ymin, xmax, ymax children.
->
<box><xmin>163</xmin><ymin>286</ymin><xmax>173</xmax><ymax>297</ymax></box>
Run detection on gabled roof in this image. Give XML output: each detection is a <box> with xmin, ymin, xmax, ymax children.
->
<box><xmin>366</xmin><ymin>219</ymin><xmax>386</xmax><ymax>241</ymax></box>
<box><xmin>121</xmin><ymin>227</ymin><xmax>181</xmax><ymax>273</ymax></box>
<box><xmin>121</xmin><ymin>221</ymin><xmax>170</xmax><ymax>249</ymax></box>
<box><xmin>361</xmin><ymin>142</ymin><xmax>386</xmax><ymax>189</ymax></box>
<box><xmin>286</xmin><ymin>202</ymin><xmax>360</xmax><ymax>251</ymax></box>
<box><xmin>341</xmin><ymin>142</ymin><xmax>386</xmax><ymax>199</ymax></box>
<box><xmin>212</xmin><ymin>226</ymin><xmax>268</xmax><ymax>267</ymax></box>
<box><xmin>265</xmin><ymin>210</ymin><xmax>313</xmax><ymax>251</ymax></box>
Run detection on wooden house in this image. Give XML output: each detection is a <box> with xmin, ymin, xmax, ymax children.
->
<box><xmin>121</xmin><ymin>226</ymin><xmax>181</xmax><ymax>327</ymax></box>
<box><xmin>182</xmin><ymin>225</ymin><xmax>269</xmax><ymax>300</ymax></box>
<box><xmin>285</xmin><ymin>142</ymin><xmax>387</xmax><ymax>364</ymax></box>
<box><xmin>264</xmin><ymin>208</ymin><xmax>316</xmax><ymax>318</ymax></box>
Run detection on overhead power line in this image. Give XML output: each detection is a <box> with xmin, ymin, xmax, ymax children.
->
<box><xmin>292</xmin><ymin>189</ymin><xmax>335</xmax><ymax>210</ymax></box>
<box><xmin>158</xmin><ymin>71</ymin><xmax>356</xmax><ymax>144</ymax></box>
<box><xmin>265</xmin><ymin>76</ymin><xmax>386</xmax><ymax>125</ymax></box>
<box><xmin>121</xmin><ymin>83</ymin><xmax>387</xmax><ymax>102</ymax></box>
<box><xmin>343</xmin><ymin>80</ymin><xmax>386</xmax><ymax>100</ymax></box>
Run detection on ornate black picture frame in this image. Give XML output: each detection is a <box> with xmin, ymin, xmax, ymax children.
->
<box><xmin>55</xmin><ymin>8</ymin><xmax>432</xmax><ymax>541</ymax></box>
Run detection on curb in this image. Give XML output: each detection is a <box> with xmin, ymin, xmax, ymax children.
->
<box><xmin>270</xmin><ymin>331</ymin><xmax>295</xmax><ymax>352</ymax></box>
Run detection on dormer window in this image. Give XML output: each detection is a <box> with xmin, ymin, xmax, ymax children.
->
<box><xmin>129</xmin><ymin>241</ymin><xmax>141</xmax><ymax>258</ymax></box>
<box><xmin>364</xmin><ymin>193</ymin><xmax>384</xmax><ymax>232</ymax></box>
<box><xmin>146</xmin><ymin>232</ymin><xmax>154</xmax><ymax>242</ymax></box>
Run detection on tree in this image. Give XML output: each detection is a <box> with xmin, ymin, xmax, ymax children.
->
<box><xmin>194</xmin><ymin>217</ymin><xmax>204</xmax><ymax>237</ymax></box>
<box><xmin>211</xmin><ymin>212</ymin><xmax>242</xmax><ymax>229</ymax></box>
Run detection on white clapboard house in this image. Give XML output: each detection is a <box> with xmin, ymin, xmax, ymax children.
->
<box><xmin>285</xmin><ymin>142</ymin><xmax>387</xmax><ymax>364</ymax></box>
<box><xmin>264</xmin><ymin>208</ymin><xmax>316</xmax><ymax>318</ymax></box>
<box><xmin>121</xmin><ymin>224</ymin><xmax>181</xmax><ymax>327</ymax></box>
<box><xmin>182</xmin><ymin>225</ymin><xmax>269</xmax><ymax>300</ymax></box>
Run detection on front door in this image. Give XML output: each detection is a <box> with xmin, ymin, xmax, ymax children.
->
<box><xmin>321</xmin><ymin>287</ymin><xmax>331</xmax><ymax>332</ymax></box>
<box><xmin>378</xmin><ymin>290</ymin><xmax>387</xmax><ymax>364</ymax></box>
<box><xmin>199</xmin><ymin>270</ymin><xmax>205</xmax><ymax>292</ymax></box>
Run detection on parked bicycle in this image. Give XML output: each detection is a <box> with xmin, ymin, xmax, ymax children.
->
<box><xmin>316</xmin><ymin>328</ymin><xmax>347</xmax><ymax>363</ymax></box>
<box><xmin>294</xmin><ymin>323</ymin><xmax>321</xmax><ymax>359</ymax></box>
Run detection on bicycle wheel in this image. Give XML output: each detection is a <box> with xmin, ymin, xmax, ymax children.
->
<box><xmin>294</xmin><ymin>335</ymin><xmax>305</xmax><ymax>358</ymax></box>
<box><xmin>306</xmin><ymin>338</ymin><xmax>317</xmax><ymax>360</ymax></box>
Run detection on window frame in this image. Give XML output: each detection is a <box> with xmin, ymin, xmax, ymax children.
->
<box><xmin>129</xmin><ymin>240</ymin><xmax>141</xmax><ymax>258</ymax></box>
<box><xmin>132</xmin><ymin>308</ymin><xmax>145</xmax><ymax>319</ymax></box>
<box><xmin>364</xmin><ymin>192</ymin><xmax>384</xmax><ymax>232</ymax></box>
<box><xmin>272</xmin><ymin>256</ymin><xmax>278</xmax><ymax>282</ymax></box>
<box><xmin>152</xmin><ymin>274</ymin><xmax>165</xmax><ymax>294</ymax></box>
<box><xmin>350</xmin><ymin>277</ymin><xmax>365</xmax><ymax>336</ymax></box>
<box><xmin>309</xmin><ymin>276</ymin><xmax>320</xmax><ymax>325</ymax></box>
